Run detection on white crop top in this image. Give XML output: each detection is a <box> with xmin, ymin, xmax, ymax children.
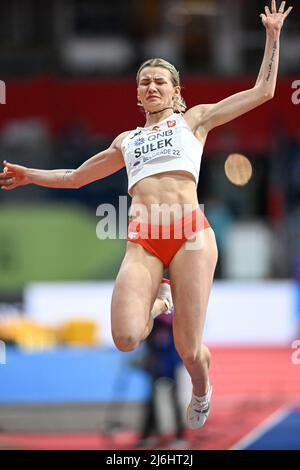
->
<box><xmin>121</xmin><ymin>113</ymin><xmax>204</xmax><ymax>195</ymax></box>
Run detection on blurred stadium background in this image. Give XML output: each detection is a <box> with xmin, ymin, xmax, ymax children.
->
<box><xmin>0</xmin><ymin>0</ymin><xmax>300</xmax><ymax>450</ymax></box>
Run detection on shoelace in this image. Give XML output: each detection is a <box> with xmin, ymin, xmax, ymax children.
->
<box><xmin>192</xmin><ymin>396</ymin><xmax>210</xmax><ymax>414</ymax></box>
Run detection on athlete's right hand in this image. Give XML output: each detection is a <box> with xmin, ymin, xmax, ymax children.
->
<box><xmin>0</xmin><ymin>161</ymin><xmax>30</xmax><ymax>190</ymax></box>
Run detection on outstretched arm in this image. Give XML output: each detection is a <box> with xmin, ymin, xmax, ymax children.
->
<box><xmin>185</xmin><ymin>1</ymin><xmax>292</xmax><ymax>135</ymax></box>
<box><xmin>0</xmin><ymin>132</ymin><xmax>127</xmax><ymax>190</ymax></box>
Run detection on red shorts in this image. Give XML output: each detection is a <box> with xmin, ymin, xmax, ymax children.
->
<box><xmin>127</xmin><ymin>207</ymin><xmax>210</xmax><ymax>268</ymax></box>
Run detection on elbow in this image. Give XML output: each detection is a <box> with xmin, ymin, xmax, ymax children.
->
<box><xmin>74</xmin><ymin>179</ymin><xmax>84</xmax><ymax>189</ymax></box>
<box><xmin>69</xmin><ymin>170</ymin><xmax>83</xmax><ymax>189</ymax></box>
<box><xmin>260</xmin><ymin>86</ymin><xmax>275</xmax><ymax>101</ymax></box>
<box><xmin>255</xmin><ymin>85</ymin><xmax>274</xmax><ymax>103</ymax></box>
<box><xmin>264</xmin><ymin>91</ymin><xmax>274</xmax><ymax>101</ymax></box>
<box><xmin>258</xmin><ymin>90</ymin><xmax>274</xmax><ymax>103</ymax></box>
<box><xmin>257</xmin><ymin>91</ymin><xmax>274</xmax><ymax>106</ymax></box>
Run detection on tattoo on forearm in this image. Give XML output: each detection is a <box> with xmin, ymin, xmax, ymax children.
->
<box><xmin>266</xmin><ymin>41</ymin><xmax>277</xmax><ymax>82</ymax></box>
<box><xmin>62</xmin><ymin>170</ymin><xmax>73</xmax><ymax>180</ymax></box>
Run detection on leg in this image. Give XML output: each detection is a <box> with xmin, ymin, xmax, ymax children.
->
<box><xmin>169</xmin><ymin>228</ymin><xmax>218</xmax><ymax>396</ymax></box>
<box><xmin>151</xmin><ymin>279</ymin><xmax>173</xmax><ymax>318</ymax></box>
<box><xmin>111</xmin><ymin>242</ymin><xmax>164</xmax><ymax>352</ymax></box>
<box><xmin>151</xmin><ymin>298</ymin><xmax>168</xmax><ymax>318</ymax></box>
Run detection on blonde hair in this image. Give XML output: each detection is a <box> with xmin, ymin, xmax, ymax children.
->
<box><xmin>136</xmin><ymin>58</ymin><xmax>187</xmax><ymax>113</ymax></box>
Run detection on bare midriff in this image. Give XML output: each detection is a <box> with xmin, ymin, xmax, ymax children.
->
<box><xmin>129</xmin><ymin>170</ymin><xmax>199</xmax><ymax>224</ymax></box>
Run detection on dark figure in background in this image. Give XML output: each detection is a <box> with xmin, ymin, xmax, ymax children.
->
<box><xmin>136</xmin><ymin>312</ymin><xmax>185</xmax><ymax>449</ymax></box>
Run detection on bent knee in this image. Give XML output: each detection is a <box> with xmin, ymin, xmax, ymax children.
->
<box><xmin>113</xmin><ymin>333</ymin><xmax>141</xmax><ymax>352</ymax></box>
<box><xmin>179</xmin><ymin>349</ymin><xmax>199</xmax><ymax>366</ymax></box>
<box><xmin>176</xmin><ymin>343</ymin><xmax>210</xmax><ymax>366</ymax></box>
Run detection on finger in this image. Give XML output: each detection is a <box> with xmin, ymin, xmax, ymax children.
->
<box><xmin>283</xmin><ymin>6</ymin><xmax>293</xmax><ymax>18</ymax></box>
<box><xmin>265</xmin><ymin>6</ymin><xmax>271</xmax><ymax>15</ymax></box>
<box><xmin>3</xmin><ymin>161</ymin><xmax>17</xmax><ymax>169</ymax></box>
<box><xmin>1</xmin><ymin>182</ymin><xmax>17</xmax><ymax>190</ymax></box>
<box><xmin>0</xmin><ymin>178</ymin><xmax>14</xmax><ymax>184</ymax></box>
<box><xmin>260</xmin><ymin>13</ymin><xmax>267</xmax><ymax>24</ymax></box>
<box><xmin>0</xmin><ymin>174</ymin><xmax>14</xmax><ymax>181</ymax></box>
<box><xmin>0</xmin><ymin>179</ymin><xmax>13</xmax><ymax>185</ymax></box>
<box><xmin>279</xmin><ymin>1</ymin><xmax>286</xmax><ymax>12</ymax></box>
<box><xmin>272</xmin><ymin>0</ymin><xmax>277</xmax><ymax>13</ymax></box>
<box><xmin>0</xmin><ymin>177</ymin><xmax>14</xmax><ymax>184</ymax></box>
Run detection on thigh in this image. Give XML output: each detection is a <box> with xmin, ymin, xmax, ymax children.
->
<box><xmin>169</xmin><ymin>228</ymin><xmax>218</xmax><ymax>351</ymax></box>
<box><xmin>111</xmin><ymin>241</ymin><xmax>164</xmax><ymax>340</ymax></box>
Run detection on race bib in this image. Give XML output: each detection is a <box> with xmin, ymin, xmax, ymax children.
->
<box><xmin>125</xmin><ymin>126</ymin><xmax>182</xmax><ymax>172</ymax></box>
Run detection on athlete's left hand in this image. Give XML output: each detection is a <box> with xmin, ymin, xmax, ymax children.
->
<box><xmin>260</xmin><ymin>1</ymin><xmax>293</xmax><ymax>33</ymax></box>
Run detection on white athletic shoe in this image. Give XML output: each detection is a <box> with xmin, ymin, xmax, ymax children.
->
<box><xmin>157</xmin><ymin>278</ymin><xmax>173</xmax><ymax>314</ymax></box>
<box><xmin>186</xmin><ymin>384</ymin><xmax>213</xmax><ymax>430</ymax></box>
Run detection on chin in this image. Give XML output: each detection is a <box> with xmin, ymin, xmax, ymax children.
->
<box><xmin>147</xmin><ymin>103</ymin><xmax>163</xmax><ymax>111</ymax></box>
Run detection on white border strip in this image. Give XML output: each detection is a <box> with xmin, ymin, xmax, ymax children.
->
<box><xmin>230</xmin><ymin>405</ymin><xmax>291</xmax><ymax>450</ymax></box>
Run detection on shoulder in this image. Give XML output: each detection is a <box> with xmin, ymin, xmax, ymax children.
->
<box><xmin>183</xmin><ymin>105</ymin><xmax>212</xmax><ymax>131</ymax></box>
<box><xmin>183</xmin><ymin>105</ymin><xmax>212</xmax><ymax>143</ymax></box>
<box><xmin>111</xmin><ymin>131</ymin><xmax>132</xmax><ymax>151</ymax></box>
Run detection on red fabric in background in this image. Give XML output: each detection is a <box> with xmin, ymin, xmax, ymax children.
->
<box><xmin>1</xmin><ymin>77</ymin><xmax>298</xmax><ymax>154</ymax></box>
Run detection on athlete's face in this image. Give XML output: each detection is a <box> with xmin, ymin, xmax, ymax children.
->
<box><xmin>137</xmin><ymin>66</ymin><xmax>180</xmax><ymax>113</ymax></box>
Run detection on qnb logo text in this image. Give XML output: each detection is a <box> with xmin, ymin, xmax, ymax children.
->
<box><xmin>0</xmin><ymin>80</ymin><xmax>6</xmax><ymax>104</ymax></box>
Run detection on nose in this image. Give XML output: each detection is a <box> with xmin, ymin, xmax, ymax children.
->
<box><xmin>148</xmin><ymin>81</ymin><xmax>157</xmax><ymax>92</ymax></box>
